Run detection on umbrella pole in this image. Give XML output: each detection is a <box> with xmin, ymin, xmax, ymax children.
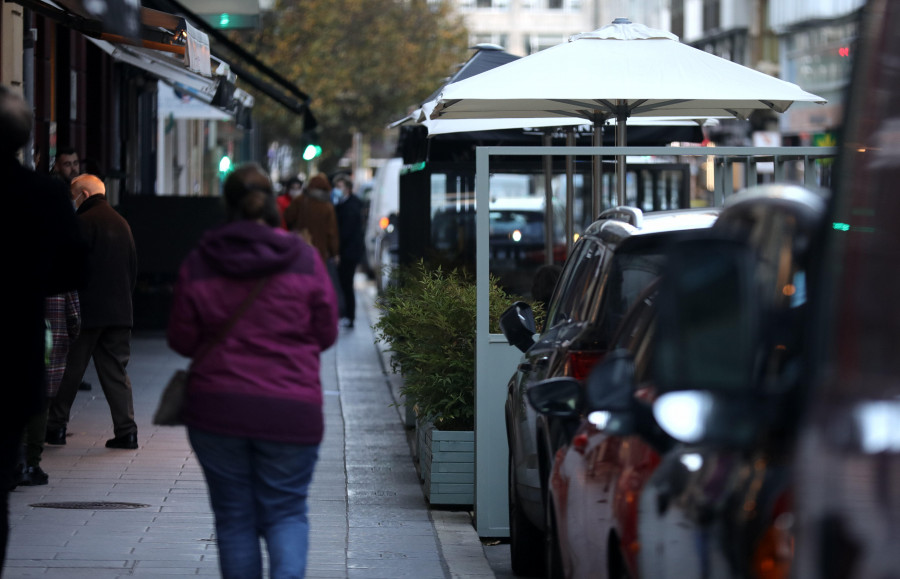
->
<box><xmin>592</xmin><ymin>118</ymin><xmax>603</xmax><ymax>218</ymax></box>
<box><xmin>566</xmin><ymin>128</ymin><xmax>575</xmax><ymax>257</ymax></box>
<box><xmin>616</xmin><ymin>112</ymin><xmax>627</xmax><ymax>206</ymax></box>
<box><xmin>543</xmin><ymin>130</ymin><xmax>554</xmax><ymax>266</ymax></box>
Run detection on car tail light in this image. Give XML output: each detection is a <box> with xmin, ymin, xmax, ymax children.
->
<box><xmin>567</xmin><ymin>350</ymin><xmax>604</xmax><ymax>381</ymax></box>
<box><xmin>752</xmin><ymin>492</ymin><xmax>794</xmax><ymax>579</ymax></box>
<box><xmin>572</xmin><ymin>433</ymin><xmax>589</xmax><ymax>453</ymax></box>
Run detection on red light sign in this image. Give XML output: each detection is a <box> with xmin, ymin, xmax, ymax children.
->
<box><xmin>839</xmin><ymin>46</ymin><xmax>850</xmax><ymax>57</ymax></box>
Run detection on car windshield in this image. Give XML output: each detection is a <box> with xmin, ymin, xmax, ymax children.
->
<box><xmin>589</xmin><ymin>247</ymin><xmax>667</xmax><ymax>348</ymax></box>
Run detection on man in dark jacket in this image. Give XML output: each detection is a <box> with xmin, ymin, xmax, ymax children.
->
<box><xmin>1</xmin><ymin>84</ymin><xmax>87</xmax><ymax>573</ymax></box>
<box><xmin>334</xmin><ymin>174</ymin><xmax>365</xmax><ymax>328</ymax></box>
<box><xmin>46</xmin><ymin>174</ymin><xmax>139</xmax><ymax>449</ymax></box>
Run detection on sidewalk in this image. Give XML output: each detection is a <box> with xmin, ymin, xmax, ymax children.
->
<box><xmin>4</xmin><ymin>279</ymin><xmax>498</xmax><ymax>578</ymax></box>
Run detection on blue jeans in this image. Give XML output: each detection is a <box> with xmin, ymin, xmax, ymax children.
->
<box><xmin>188</xmin><ymin>428</ymin><xmax>319</xmax><ymax>579</ymax></box>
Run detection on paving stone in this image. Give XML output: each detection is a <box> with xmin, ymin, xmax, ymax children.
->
<box><xmin>4</xmin><ymin>281</ymin><xmax>497</xmax><ymax>578</ymax></box>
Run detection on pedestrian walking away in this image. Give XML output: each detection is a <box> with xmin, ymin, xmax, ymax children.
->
<box><xmin>46</xmin><ymin>173</ymin><xmax>139</xmax><ymax>450</ymax></box>
<box><xmin>283</xmin><ymin>172</ymin><xmax>340</xmax><ymax>263</ymax></box>
<box><xmin>334</xmin><ymin>173</ymin><xmax>365</xmax><ymax>328</ymax></box>
<box><xmin>168</xmin><ymin>162</ymin><xmax>338</xmax><ymax>579</ymax></box>
<box><xmin>284</xmin><ymin>172</ymin><xmax>343</xmax><ymax>319</ymax></box>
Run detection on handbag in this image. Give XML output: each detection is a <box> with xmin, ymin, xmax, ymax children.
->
<box><xmin>153</xmin><ymin>276</ymin><xmax>271</xmax><ymax>426</ymax></box>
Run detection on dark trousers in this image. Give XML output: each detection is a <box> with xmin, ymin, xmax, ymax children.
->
<box><xmin>1</xmin><ymin>420</ymin><xmax>27</xmax><ymax>572</ymax></box>
<box><xmin>48</xmin><ymin>327</ymin><xmax>137</xmax><ymax>438</ymax></box>
<box><xmin>337</xmin><ymin>259</ymin><xmax>358</xmax><ymax>322</ymax></box>
<box><xmin>22</xmin><ymin>399</ymin><xmax>49</xmax><ymax>467</ymax></box>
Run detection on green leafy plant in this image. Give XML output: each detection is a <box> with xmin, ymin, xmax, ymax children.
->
<box><xmin>374</xmin><ymin>261</ymin><xmax>537</xmax><ymax>431</ymax></box>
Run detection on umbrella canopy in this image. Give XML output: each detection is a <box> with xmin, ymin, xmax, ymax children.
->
<box><xmin>431</xmin><ymin>18</ymin><xmax>827</xmax><ymax>206</ymax></box>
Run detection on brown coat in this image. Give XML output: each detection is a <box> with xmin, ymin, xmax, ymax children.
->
<box><xmin>283</xmin><ymin>190</ymin><xmax>339</xmax><ymax>261</ymax></box>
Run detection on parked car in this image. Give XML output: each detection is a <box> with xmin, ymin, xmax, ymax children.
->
<box><xmin>523</xmin><ymin>183</ymin><xmax>825</xmax><ymax>579</ymax></box>
<box><xmin>430</xmin><ymin>196</ymin><xmax>567</xmax><ymax>298</ymax></box>
<box><xmin>543</xmin><ymin>184</ymin><xmax>821</xmax><ymax>579</ymax></box>
<box><xmin>499</xmin><ymin>206</ymin><xmax>719</xmax><ymax>576</ymax></box>
<box><xmin>365</xmin><ymin>157</ymin><xmax>402</xmax><ymax>292</ymax></box>
<box><xmin>640</xmin><ymin>184</ymin><xmax>825</xmax><ymax>579</ymax></box>
<box><xmin>526</xmin><ymin>280</ymin><xmax>673</xmax><ymax>579</ymax></box>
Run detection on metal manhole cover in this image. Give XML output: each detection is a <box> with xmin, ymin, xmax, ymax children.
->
<box><xmin>30</xmin><ymin>502</ymin><xmax>151</xmax><ymax>510</ymax></box>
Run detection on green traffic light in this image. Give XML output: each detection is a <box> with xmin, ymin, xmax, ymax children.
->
<box><xmin>219</xmin><ymin>155</ymin><xmax>232</xmax><ymax>173</ymax></box>
<box><xmin>219</xmin><ymin>13</ymin><xmax>231</xmax><ymax>27</ymax></box>
<box><xmin>302</xmin><ymin>144</ymin><xmax>322</xmax><ymax>161</ymax></box>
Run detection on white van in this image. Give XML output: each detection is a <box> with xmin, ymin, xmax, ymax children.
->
<box><xmin>364</xmin><ymin>157</ymin><xmax>403</xmax><ymax>291</ymax></box>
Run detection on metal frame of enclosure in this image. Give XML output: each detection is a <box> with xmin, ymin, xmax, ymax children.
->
<box><xmin>474</xmin><ymin>145</ymin><xmax>837</xmax><ymax>537</ymax></box>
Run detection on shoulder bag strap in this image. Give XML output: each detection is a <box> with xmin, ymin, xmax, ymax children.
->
<box><xmin>191</xmin><ymin>275</ymin><xmax>271</xmax><ymax>366</ymax></box>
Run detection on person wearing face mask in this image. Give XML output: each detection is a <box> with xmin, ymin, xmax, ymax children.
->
<box><xmin>277</xmin><ymin>176</ymin><xmax>303</xmax><ymax>219</ymax></box>
<box><xmin>46</xmin><ymin>174</ymin><xmax>139</xmax><ymax>450</ymax></box>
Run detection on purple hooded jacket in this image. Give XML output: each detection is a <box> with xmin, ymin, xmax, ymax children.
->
<box><xmin>167</xmin><ymin>221</ymin><xmax>338</xmax><ymax>445</ymax></box>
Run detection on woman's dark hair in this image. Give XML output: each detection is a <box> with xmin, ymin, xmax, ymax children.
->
<box><xmin>223</xmin><ymin>163</ymin><xmax>280</xmax><ymax>227</ymax></box>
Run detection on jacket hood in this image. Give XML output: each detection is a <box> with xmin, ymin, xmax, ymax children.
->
<box><xmin>198</xmin><ymin>220</ymin><xmax>303</xmax><ymax>278</ymax></box>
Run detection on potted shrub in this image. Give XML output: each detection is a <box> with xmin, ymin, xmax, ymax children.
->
<box><xmin>374</xmin><ymin>261</ymin><xmax>536</xmax><ymax>505</ymax></box>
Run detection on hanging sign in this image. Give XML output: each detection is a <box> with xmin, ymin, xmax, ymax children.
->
<box><xmin>184</xmin><ymin>20</ymin><xmax>212</xmax><ymax>77</ymax></box>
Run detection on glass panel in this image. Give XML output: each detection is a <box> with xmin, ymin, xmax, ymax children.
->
<box><xmin>546</xmin><ymin>239</ymin><xmax>606</xmax><ymax>328</ymax></box>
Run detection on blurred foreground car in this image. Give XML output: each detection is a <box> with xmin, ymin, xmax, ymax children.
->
<box><xmin>500</xmin><ymin>206</ymin><xmax>719</xmax><ymax>576</ymax></box>
<box><xmin>792</xmin><ymin>1</ymin><xmax>900</xmax><ymax>576</ymax></box>
<box><xmin>635</xmin><ymin>184</ymin><xmax>826</xmax><ymax>579</ymax></box>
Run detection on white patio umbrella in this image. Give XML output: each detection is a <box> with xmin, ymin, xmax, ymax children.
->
<box><xmin>431</xmin><ymin>17</ymin><xmax>827</xmax><ymax>207</ymax></box>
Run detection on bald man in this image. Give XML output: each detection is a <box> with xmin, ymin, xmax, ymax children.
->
<box><xmin>46</xmin><ymin>174</ymin><xmax>139</xmax><ymax>449</ymax></box>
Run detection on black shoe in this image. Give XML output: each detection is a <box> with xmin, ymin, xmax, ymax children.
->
<box><xmin>19</xmin><ymin>466</ymin><xmax>49</xmax><ymax>486</ymax></box>
<box><xmin>105</xmin><ymin>433</ymin><xmax>138</xmax><ymax>449</ymax></box>
<box><xmin>8</xmin><ymin>464</ymin><xmax>24</xmax><ymax>491</ymax></box>
<box><xmin>78</xmin><ymin>381</ymin><xmax>92</xmax><ymax>391</ymax></box>
<box><xmin>45</xmin><ymin>426</ymin><xmax>67</xmax><ymax>445</ymax></box>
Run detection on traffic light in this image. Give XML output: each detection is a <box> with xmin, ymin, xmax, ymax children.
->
<box><xmin>300</xmin><ymin>126</ymin><xmax>321</xmax><ymax>161</ymax></box>
<box><xmin>219</xmin><ymin>154</ymin><xmax>233</xmax><ymax>175</ymax></box>
<box><xmin>302</xmin><ymin>143</ymin><xmax>322</xmax><ymax>161</ymax></box>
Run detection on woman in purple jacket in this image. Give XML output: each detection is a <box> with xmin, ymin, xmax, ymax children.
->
<box><xmin>167</xmin><ymin>163</ymin><xmax>338</xmax><ymax>579</ymax></box>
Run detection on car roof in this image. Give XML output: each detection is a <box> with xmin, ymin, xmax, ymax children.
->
<box><xmin>489</xmin><ymin>196</ymin><xmax>547</xmax><ymax>211</ymax></box>
<box><xmin>584</xmin><ymin>207</ymin><xmax>720</xmax><ymax>246</ymax></box>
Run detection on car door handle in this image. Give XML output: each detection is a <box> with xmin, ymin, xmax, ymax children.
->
<box><xmin>519</xmin><ymin>358</ymin><xmax>549</xmax><ymax>373</ymax></box>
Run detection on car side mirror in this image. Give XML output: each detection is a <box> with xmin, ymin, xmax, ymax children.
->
<box><xmin>581</xmin><ymin>350</ymin><xmax>639</xmax><ymax>437</ymax></box>
<box><xmin>584</xmin><ymin>349</ymin><xmax>635</xmax><ymax>412</ymax></box>
<box><xmin>500</xmin><ymin>301</ymin><xmax>537</xmax><ymax>353</ymax></box>
<box><xmin>526</xmin><ymin>377</ymin><xmax>583</xmax><ymax>419</ymax></box>
<box><xmin>583</xmin><ymin>350</ymin><xmax>675</xmax><ymax>453</ymax></box>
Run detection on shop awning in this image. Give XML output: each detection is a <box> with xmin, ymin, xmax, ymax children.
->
<box><xmin>85</xmin><ymin>36</ymin><xmax>221</xmax><ymax>102</ymax></box>
<box><xmin>14</xmin><ymin>0</ymin><xmax>314</xmax><ymax>126</ymax></box>
<box><xmin>158</xmin><ymin>82</ymin><xmax>232</xmax><ymax>121</ymax></box>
